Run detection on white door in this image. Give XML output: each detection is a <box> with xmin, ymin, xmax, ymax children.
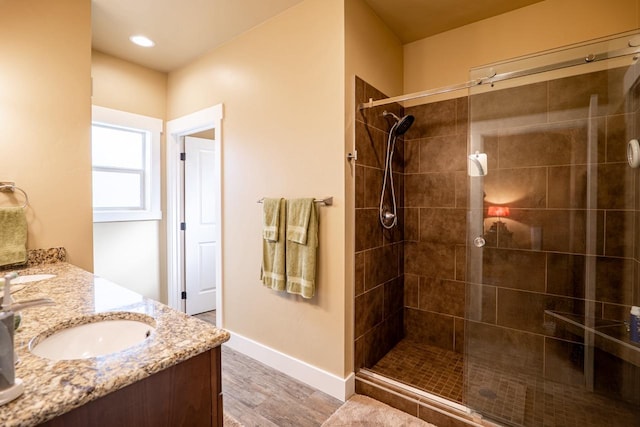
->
<box><xmin>184</xmin><ymin>136</ymin><xmax>217</xmax><ymax>315</ymax></box>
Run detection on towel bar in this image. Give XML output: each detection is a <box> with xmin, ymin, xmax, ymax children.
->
<box><xmin>257</xmin><ymin>197</ymin><xmax>333</xmax><ymax>206</ymax></box>
<box><xmin>0</xmin><ymin>184</ymin><xmax>29</xmax><ymax>209</ymax></box>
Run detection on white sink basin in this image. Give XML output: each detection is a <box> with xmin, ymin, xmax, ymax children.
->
<box><xmin>30</xmin><ymin>314</ymin><xmax>155</xmax><ymax>360</ymax></box>
<box><xmin>11</xmin><ymin>274</ymin><xmax>56</xmax><ymax>284</ymax></box>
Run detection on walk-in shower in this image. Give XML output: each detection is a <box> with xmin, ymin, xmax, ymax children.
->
<box><xmin>354</xmin><ymin>31</ymin><xmax>640</xmax><ymax>426</ymax></box>
<box><xmin>379</xmin><ymin>111</ymin><xmax>414</xmax><ymax>229</ymax></box>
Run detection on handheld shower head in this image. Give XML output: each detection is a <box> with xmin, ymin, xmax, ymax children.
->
<box><xmin>383</xmin><ymin>111</ymin><xmax>415</xmax><ymax>136</ymax></box>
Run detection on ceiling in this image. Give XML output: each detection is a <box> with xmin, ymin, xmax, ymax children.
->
<box><xmin>92</xmin><ymin>0</ymin><xmax>545</xmax><ymax>73</ymax></box>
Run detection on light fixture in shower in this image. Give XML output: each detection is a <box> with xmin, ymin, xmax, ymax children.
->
<box><xmin>484</xmin><ymin>205</ymin><xmax>512</xmax><ymax>246</ymax></box>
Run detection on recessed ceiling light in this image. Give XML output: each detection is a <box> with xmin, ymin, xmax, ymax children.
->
<box><xmin>129</xmin><ymin>35</ymin><xmax>155</xmax><ymax>48</ymax></box>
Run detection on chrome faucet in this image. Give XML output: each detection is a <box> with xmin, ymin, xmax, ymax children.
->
<box><xmin>0</xmin><ymin>273</ymin><xmax>54</xmax><ymax>404</ymax></box>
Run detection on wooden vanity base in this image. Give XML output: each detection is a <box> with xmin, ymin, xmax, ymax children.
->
<box><xmin>40</xmin><ymin>347</ymin><xmax>223</xmax><ymax>426</ymax></box>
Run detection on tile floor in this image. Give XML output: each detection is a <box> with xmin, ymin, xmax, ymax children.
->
<box><xmin>370</xmin><ymin>338</ymin><xmax>640</xmax><ymax>427</ymax></box>
<box><xmin>194</xmin><ymin>311</ymin><xmax>343</xmax><ymax>426</ymax></box>
<box><xmin>196</xmin><ymin>312</ymin><xmax>639</xmax><ymax>427</ymax></box>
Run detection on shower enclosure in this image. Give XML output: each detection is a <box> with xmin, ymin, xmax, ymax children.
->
<box><xmin>354</xmin><ymin>31</ymin><xmax>640</xmax><ymax>426</ymax></box>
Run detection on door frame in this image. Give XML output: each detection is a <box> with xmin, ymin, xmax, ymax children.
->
<box><xmin>166</xmin><ymin>104</ymin><xmax>223</xmax><ymax>327</ymax></box>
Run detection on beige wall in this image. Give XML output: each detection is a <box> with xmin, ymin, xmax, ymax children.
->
<box><xmin>167</xmin><ymin>0</ymin><xmax>347</xmax><ymax>376</ymax></box>
<box><xmin>345</xmin><ymin>0</ymin><xmax>404</xmax><ymax>99</ymax></box>
<box><xmin>0</xmin><ymin>0</ymin><xmax>92</xmax><ymax>270</ymax></box>
<box><xmin>405</xmin><ymin>0</ymin><xmax>640</xmax><ymax>94</ymax></box>
<box><xmin>91</xmin><ymin>51</ymin><xmax>168</xmax><ymax>302</ymax></box>
<box><xmin>91</xmin><ymin>51</ymin><xmax>167</xmax><ymax>119</ymax></box>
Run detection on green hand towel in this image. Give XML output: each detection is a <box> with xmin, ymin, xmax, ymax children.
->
<box><xmin>286</xmin><ymin>197</ymin><xmax>312</xmax><ymax>244</ymax></box>
<box><xmin>286</xmin><ymin>198</ymin><xmax>317</xmax><ymax>299</ymax></box>
<box><xmin>0</xmin><ymin>207</ymin><xmax>27</xmax><ymax>267</ymax></box>
<box><xmin>262</xmin><ymin>198</ymin><xmax>281</xmax><ymax>242</ymax></box>
<box><xmin>261</xmin><ymin>198</ymin><xmax>286</xmax><ymax>291</ymax></box>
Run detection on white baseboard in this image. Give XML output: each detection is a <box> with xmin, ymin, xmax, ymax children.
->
<box><xmin>225</xmin><ymin>331</ymin><xmax>355</xmax><ymax>402</ymax></box>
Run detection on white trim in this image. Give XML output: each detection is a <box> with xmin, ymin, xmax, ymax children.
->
<box><xmin>165</xmin><ymin>105</ymin><xmax>223</xmax><ymax>328</ymax></box>
<box><xmin>226</xmin><ymin>331</ymin><xmax>355</xmax><ymax>402</ymax></box>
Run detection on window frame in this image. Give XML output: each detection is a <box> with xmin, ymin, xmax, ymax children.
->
<box><xmin>91</xmin><ymin>105</ymin><xmax>162</xmax><ymax>222</ymax></box>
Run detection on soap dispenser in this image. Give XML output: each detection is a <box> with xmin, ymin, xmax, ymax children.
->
<box><xmin>0</xmin><ymin>275</ymin><xmax>24</xmax><ymax>406</ymax></box>
<box><xmin>630</xmin><ymin>306</ymin><xmax>640</xmax><ymax>343</ymax></box>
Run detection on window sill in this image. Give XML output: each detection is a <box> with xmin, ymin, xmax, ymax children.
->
<box><xmin>93</xmin><ymin>210</ymin><xmax>162</xmax><ymax>223</ymax></box>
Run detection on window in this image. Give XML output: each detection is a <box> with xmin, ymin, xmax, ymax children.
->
<box><xmin>92</xmin><ymin>106</ymin><xmax>162</xmax><ymax>222</ymax></box>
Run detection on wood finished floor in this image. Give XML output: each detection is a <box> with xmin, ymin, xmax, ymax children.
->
<box><xmin>194</xmin><ymin>311</ymin><xmax>343</xmax><ymax>426</ymax></box>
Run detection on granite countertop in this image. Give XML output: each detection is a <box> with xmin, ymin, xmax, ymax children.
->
<box><xmin>0</xmin><ymin>262</ymin><xmax>230</xmax><ymax>426</ymax></box>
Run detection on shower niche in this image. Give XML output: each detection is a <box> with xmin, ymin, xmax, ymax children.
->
<box><xmin>354</xmin><ymin>31</ymin><xmax>640</xmax><ymax>427</ymax></box>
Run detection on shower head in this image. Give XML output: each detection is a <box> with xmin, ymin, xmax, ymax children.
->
<box><xmin>395</xmin><ymin>114</ymin><xmax>414</xmax><ymax>135</ymax></box>
<box><xmin>383</xmin><ymin>111</ymin><xmax>415</xmax><ymax>136</ymax></box>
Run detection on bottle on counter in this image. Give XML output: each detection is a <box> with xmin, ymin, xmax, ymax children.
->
<box><xmin>631</xmin><ymin>306</ymin><xmax>640</xmax><ymax>343</ymax></box>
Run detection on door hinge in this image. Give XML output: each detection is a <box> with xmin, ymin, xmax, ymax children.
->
<box><xmin>180</xmin><ymin>222</ymin><xmax>186</xmax><ymax>231</ymax></box>
<box><xmin>181</xmin><ymin>291</ymin><xmax>187</xmax><ymax>300</ymax></box>
<box><xmin>180</xmin><ymin>152</ymin><xmax>186</xmax><ymax>161</ymax></box>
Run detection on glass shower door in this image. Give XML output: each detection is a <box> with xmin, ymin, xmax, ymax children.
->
<box><xmin>465</xmin><ymin>33</ymin><xmax>640</xmax><ymax>426</ymax></box>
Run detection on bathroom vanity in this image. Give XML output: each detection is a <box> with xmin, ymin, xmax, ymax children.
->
<box><xmin>0</xmin><ymin>261</ymin><xmax>229</xmax><ymax>426</ymax></box>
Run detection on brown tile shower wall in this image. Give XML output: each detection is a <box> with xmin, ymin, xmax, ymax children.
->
<box><xmin>402</xmin><ymin>97</ymin><xmax>470</xmax><ymax>352</ymax></box>
<box><xmin>354</xmin><ymin>77</ymin><xmax>405</xmax><ymax>370</ymax></box>
<box><xmin>355</xmin><ymin>66</ymin><xmax>640</xmax><ymax>404</ymax></box>
<box><xmin>466</xmin><ymin>67</ymin><xmax>640</xmax><ymax>404</ymax></box>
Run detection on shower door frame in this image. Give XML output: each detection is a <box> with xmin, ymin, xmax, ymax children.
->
<box><xmin>355</xmin><ymin>29</ymin><xmax>640</xmax><ymax>426</ymax></box>
<box><xmin>465</xmin><ymin>31</ymin><xmax>640</xmax><ymax>426</ymax></box>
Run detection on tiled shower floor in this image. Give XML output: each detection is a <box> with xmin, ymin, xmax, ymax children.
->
<box><xmin>370</xmin><ymin>339</ymin><xmax>465</xmax><ymax>402</ymax></box>
<box><xmin>369</xmin><ymin>339</ymin><xmax>639</xmax><ymax>427</ymax></box>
